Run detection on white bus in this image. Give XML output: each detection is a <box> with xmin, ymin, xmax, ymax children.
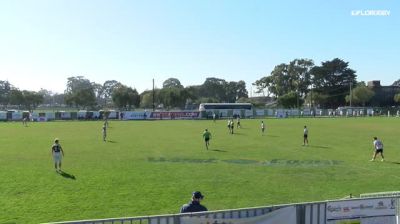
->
<box><xmin>198</xmin><ymin>103</ymin><xmax>253</xmax><ymax>118</ymax></box>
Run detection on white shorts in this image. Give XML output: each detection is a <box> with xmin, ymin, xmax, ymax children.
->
<box><xmin>53</xmin><ymin>152</ymin><xmax>62</xmax><ymax>163</ymax></box>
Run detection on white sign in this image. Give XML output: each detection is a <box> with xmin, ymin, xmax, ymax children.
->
<box><xmin>46</xmin><ymin>113</ymin><xmax>55</xmax><ymax>120</ymax></box>
<box><xmin>0</xmin><ymin>111</ymin><xmax>6</xmax><ymax>120</ymax></box>
<box><xmin>256</xmin><ymin>110</ymin><xmax>265</xmax><ymax>116</ymax></box>
<box><xmin>60</xmin><ymin>112</ymin><xmax>71</xmax><ymax>119</ymax></box>
<box><xmin>12</xmin><ymin>112</ymin><xmax>23</xmax><ymax>120</ymax></box>
<box><xmin>120</xmin><ymin>111</ymin><xmax>148</xmax><ymax>120</ymax></box>
<box><xmin>326</xmin><ymin>198</ymin><xmax>396</xmax><ymax>221</ymax></box>
<box><xmin>180</xmin><ymin>206</ymin><xmax>296</xmax><ymax>224</ymax></box>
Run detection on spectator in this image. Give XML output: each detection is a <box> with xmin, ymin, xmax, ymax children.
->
<box><xmin>180</xmin><ymin>191</ymin><xmax>208</xmax><ymax>213</ymax></box>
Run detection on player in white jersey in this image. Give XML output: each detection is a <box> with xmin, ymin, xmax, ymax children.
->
<box><xmin>51</xmin><ymin>138</ymin><xmax>64</xmax><ymax>171</ymax></box>
<box><xmin>303</xmin><ymin>126</ymin><xmax>308</xmax><ymax>146</ymax></box>
<box><xmin>370</xmin><ymin>137</ymin><xmax>384</xmax><ymax>161</ymax></box>
<box><xmin>261</xmin><ymin>121</ymin><xmax>265</xmax><ymax>135</ymax></box>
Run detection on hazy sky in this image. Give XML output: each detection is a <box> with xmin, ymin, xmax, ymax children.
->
<box><xmin>0</xmin><ymin>0</ymin><xmax>398</xmax><ymax>95</ymax></box>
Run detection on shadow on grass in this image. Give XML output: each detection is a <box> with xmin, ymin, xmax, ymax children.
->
<box><xmin>266</xmin><ymin>135</ymin><xmax>279</xmax><ymax>137</ymax></box>
<box><xmin>107</xmin><ymin>140</ymin><xmax>117</xmax><ymax>143</ymax></box>
<box><xmin>387</xmin><ymin>161</ymin><xmax>400</xmax><ymax>165</ymax></box>
<box><xmin>231</xmin><ymin>132</ymin><xmax>246</xmax><ymax>136</ymax></box>
<box><xmin>308</xmin><ymin>145</ymin><xmax>331</xmax><ymax>149</ymax></box>
<box><xmin>57</xmin><ymin>170</ymin><xmax>76</xmax><ymax>180</ymax></box>
<box><xmin>211</xmin><ymin>149</ymin><xmax>227</xmax><ymax>152</ymax></box>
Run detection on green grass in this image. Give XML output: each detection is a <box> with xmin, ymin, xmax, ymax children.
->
<box><xmin>1</xmin><ymin>118</ymin><xmax>400</xmax><ymax>223</ymax></box>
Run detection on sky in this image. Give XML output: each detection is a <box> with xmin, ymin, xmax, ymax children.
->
<box><xmin>0</xmin><ymin>0</ymin><xmax>398</xmax><ymax>96</ymax></box>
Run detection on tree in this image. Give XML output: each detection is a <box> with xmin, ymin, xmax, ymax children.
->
<box><xmin>393</xmin><ymin>93</ymin><xmax>400</xmax><ymax>105</ymax></box>
<box><xmin>254</xmin><ymin>59</ymin><xmax>313</xmax><ymax>100</ymax></box>
<box><xmin>9</xmin><ymin>89</ymin><xmax>24</xmax><ymax>107</ymax></box>
<box><xmin>345</xmin><ymin>84</ymin><xmax>375</xmax><ymax>106</ymax></box>
<box><xmin>101</xmin><ymin>80</ymin><xmax>121</xmax><ymax>106</ymax></box>
<box><xmin>305</xmin><ymin>91</ymin><xmax>329</xmax><ymax>108</ymax></box>
<box><xmin>112</xmin><ymin>84</ymin><xmax>140</xmax><ymax>110</ymax></box>
<box><xmin>64</xmin><ymin>76</ymin><xmax>97</xmax><ymax>109</ymax></box>
<box><xmin>163</xmin><ymin>78</ymin><xmax>183</xmax><ymax>89</ymax></box>
<box><xmin>22</xmin><ymin>90</ymin><xmax>43</xmax><ymax>110</ymax></box>
<box><xmin>200</xmin><ymin>78</ymin><xmax>227</xmax><ymax>102</ymax></box>
<box><xmin>392</xmin><ymin>79</ymin><xmax>400</xmax><ymax>87</ymax></box>
<box><xmin>0</xmin><ymin>80</ymin><xmax>12</xmax><ymax>107</ymax></box>
<box><xmin>311</xmin><ymin>58</ymin><xmax>357</xmax><ymax>108</ymax></box>
<box><xmin>277</xmin><ymin>92</ymin><xmax>303</xmax><ymax>108</ymax></box>
<box><xmin>223</xmin><ymin>81</ymin><xmax>249</xmax><ymax>103</ymax></box>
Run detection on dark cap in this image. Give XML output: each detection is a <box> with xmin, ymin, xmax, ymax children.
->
<box><xmin>192</xmin><ymin>191</ymin><xmax>204</xmax><ymax>199</ymax></box>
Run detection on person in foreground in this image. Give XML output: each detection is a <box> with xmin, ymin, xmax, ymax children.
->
<box><xmin>370</xmin><ymin>136</ymin><xmax>384</xmax><ymax>162</ymax></box>
<box><xmin>51</xmin><ymin>138</ymin><xmax>64</xmax><ymax>171</ymax></box>
<box><xmin>202</xmin><ymin>129</ymin><xmax>212</xmax><ymax>150</ymax></box>
<box><xmin>180</xmin><ymin>191</ymin><xmax>208</xmax><ymax>213</ymax></box>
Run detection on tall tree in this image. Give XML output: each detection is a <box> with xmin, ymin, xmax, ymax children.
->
<box><xmin>0</xmin><ymin>80</ymin><xmax>12</xmax><ymax>107</ymax></box>
<box><xmin>22</xmin><ymin>90</ymin><xmax>43</xmax><ymax>110</ymax></box>
<box><xmin>9</xmin><ymin>89</ymin><xmax>24</xmax><ymax>108</ymax></box>
<box><xmin>345</xmin><ymin>83</ymin><xmax>375</xmax><ymax>106</ymax></box>
<box><xmin>394</xmin><ymin>93</ymin><xmax>400</xmax><ymax>104</ymax></box>
<box><xmin>112</xmin><ymin>84</ymin><xmax>140</xmax><ymax>110</ymax></box>
<box><xmin>200</xmin><ymin>78</ymin><xmax>227</xmax><ymax>102</ymax></box>
<box><xmin>64</xmin><ymin>76</ymin><xmax>97</xmax><ymax>109</ymax></box>
<box><xmin>392</xmin><ymin>79</ymin><xmax>400</xmax><ymax>87</ymax></box>
<box><xmin>311</xmin><ymin>58</ymin><xmax>357</xmax><ymax>108</ymax></box>
<box><xmin>163</xmin><ymin>78</ymin><xmax>183</xmax><ymax>89</ymax></box>
<box><xmin>254</xmin><ymin>59</ymin><xmax>313</xmax><ymax>99</ymax></box>
<box><xmin>101</xmin><ymin>80</ymin><xmax>121</xmax><ymax>106</ymax></box>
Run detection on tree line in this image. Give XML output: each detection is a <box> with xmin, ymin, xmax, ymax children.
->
<box><xmin>0</xmin><ymin>77</ymin><xmax>248</xmax><ymax>110</ymax></box>
<box><xmin>1</xmin><ymin>58</ymin><xmax>399</xmax><ymax>110</ymax></box>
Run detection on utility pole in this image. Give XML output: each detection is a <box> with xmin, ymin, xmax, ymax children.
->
<box><xmin>349</xmin><ymin>82</ymin><xmax>352</xmax><ymax>107</ymax></box>
<box><xmin>152</xmin><ymin>79</ymin><xmax>155</xmax><ymax>112</ymax></box>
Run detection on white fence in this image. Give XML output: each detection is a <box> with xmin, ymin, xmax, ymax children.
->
<box><xmin>46</xmin><ymin>196</ymin><xmax>399</xmax><ymax>224</ymax></box>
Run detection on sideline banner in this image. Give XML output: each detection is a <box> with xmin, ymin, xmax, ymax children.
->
<box><xmin>180</xmin><ymin>206</ymin><xmax>296</xmax><ymax>224</ymax></box>
<box><xmin>326</xmin><ymin>198</ymin><xmax>396</xmax><ymax>222</ymax></box>
<box><xmin>12</xmin><ymin>111</ymin><xmax>23</xmax><ymax>120</ymax></box>
<box><xmin>120</xmin><ymin>111</ymin><xmax>150</xmax><ymax>120</ymax></box>
<box><xmin>150</xmin><ymin>111</ymin><xmax>200</xmax><ymax>119</ymax></box>
<box><xmin>0</xmin><ymin>111</ymin><xmax>6</xmax><ymax>120</ymax></box>
<box><xmin>60</xmin><ymin>112</ymin><xmax>71</xmax><ymax>119</ymax></box>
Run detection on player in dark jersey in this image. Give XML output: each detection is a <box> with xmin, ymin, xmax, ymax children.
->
<box><xmin>51</xmin><ymin>138</ymin><xmax>64</xmax><ymax>171</ymax></box>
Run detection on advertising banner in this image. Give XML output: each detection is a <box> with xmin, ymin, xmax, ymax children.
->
<box><xmin>150</xmin><ymin>112</ymin><xmax>200</xmax><ymax>119</ymax></box>
<box><xmin>108</xmin><ymin>111</ymin><xmax>118</xmax><ymax>119</ymax></box>
<box><xmin>120</xmin><ymin>111</ymin><xmax>150</xmax><ymax>120</ymax></box>
<box><xmin>255</xmin><ymin>109</ymin><xmax>265</xmax><ymax>116</ymax></box>
<box><xmin>60</xmin><ymin>112</ymin><xmax>71</xmax><ymax>119</ymax></box>
<box><xmin>46</xmin><ymin>113</ymin><xmax>55</xmax><ymax>120</ymax></box>
<box><xmin>12</xmin><ymin>111</ymin><xmax>23</xmax><ymax>120</ymax></box>
<box><xmin>0</xmin><ymin>111</ymin><xmax>6</xmax><ymax>120</ymax></box>
<box><xmin>78</xmin><ymin>111</ymin><xmax>87</xmax><ymax>119</ymax></box>
<box><xmin>326</xmin><ymin>198</ymin><xmax>396</xmax><ymax>221</ymax></box>
<box><xmin>180</xmin><ymin>206</ymin><xmax>296</xmax><ymax>224</ymax></box>
<box><xmin>245</xmin><ymin>110</ymin><xmax>253</xmax><ymax>117</ymax></box>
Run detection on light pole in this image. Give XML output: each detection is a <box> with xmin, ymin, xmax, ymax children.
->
<box><xmin>349</xmin><ymin>82</ymin><xmax>352</xmax><ymax>107</ymax></box>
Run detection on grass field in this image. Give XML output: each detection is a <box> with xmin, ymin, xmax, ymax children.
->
<box><xmin>1</xmin><ymin>117</ymin><xmax>400</xmax><ymax>223</ymax></box>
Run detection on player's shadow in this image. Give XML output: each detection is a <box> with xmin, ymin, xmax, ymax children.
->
<box><xmin>308</xmin><ymin>145</ymin><xmax>331</xmax><ymax>149</ymax></box>
<box><xmin>232</xmin><ymin>132</ymin><xmax>246</xmax><ymax>136</ymax></box>
<box><xmin>211</xmin><ymin>149</ymin><xmax>227</xmax><ymax>152</ymax></box>
<box><xmin>387</xmin><ymin>161</ymin><xmax>400</xmax><ymax>165</ymax></box>
<box><xmin>107</xmin><ymin>140</ymin><xmax>117</xmax><ymax>143</ymax></box>
<box><xmin>267</xmin><ymin>135</ymin><xmax>279</xmax><ymax>137</ymax></box>
<box><xmin>57</xmin><ymin>170</ymin><xmax>76</xmax><ymax>180</ymax></box>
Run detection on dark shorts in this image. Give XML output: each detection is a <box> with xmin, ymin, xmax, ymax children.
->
<box><xmin>304</xmin><ymin>134</ymin><xmax>308</xmax><ymax>138</ymax></box>
<box><xmin>205</xmin><ymin>138</ymin><xmax>210</xmax><ymax>142</ymax></box>
<box><xmin>375</xmin><ymin>149</ymin><xmax>383</xmax><ymax>153</ymax></box>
